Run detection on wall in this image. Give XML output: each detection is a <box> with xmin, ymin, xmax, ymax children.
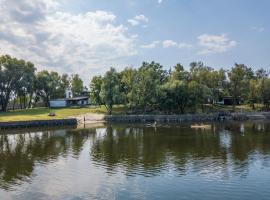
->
<box><xmin>105</xmin><ymin>112</ymin><xmax>270</xmax><ymax>123</ymax></box>
<box><xmin>0</xmin><ymin>119</ymin><xmax>77</xmax><ymax>130</ymax></box>
<box><xmin>50</xmin><ymin>100</ymin><xmax>67</xmax><ymax>108</ymax></box>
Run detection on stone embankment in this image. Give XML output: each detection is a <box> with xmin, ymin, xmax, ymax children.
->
<box><xmin>105</xmin><ymin>112</ymin><xmax>270</xmax><ymax>123</ymax></box>
<box><xmin>0</xmin><ymin>119</ymin><xmax>77</xmax><ymax>130</ymax></box>
<box><xmin>1</xmin><ymin>112</ymin><xmax>270</xmax><ymax>130</ymax></box>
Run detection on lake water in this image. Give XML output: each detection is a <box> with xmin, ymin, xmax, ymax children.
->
<box><xmin>1</xmin><ymin>122</ymin><xmax>270</xmax><ymax>200</ymax></box>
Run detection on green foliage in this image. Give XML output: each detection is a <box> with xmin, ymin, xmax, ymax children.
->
<box><xmin>228</xmin><ymin>63</ymin><xmax>254</xmax><ymax>110</ymax></box>
<box><xmin>71</xmin><ymin>74</ymin><xmax>84</xmax><ymax>96</ymax></box>
<box><xmin>90</xmin><ymin>75</ymin><xmax>103</xmax><ymax>105</ymax></box>
<box><xmin>1</xmin><ymin>54</ymin><xmax>270</xmax><ymax>114</ymax></box>
<box><xmin>0</xmin><ymin>55</ymin><xmax>36</xmax><ymax>111</ymax></box>
<box><xmin>100</xmin><ymin>68</ymin><xmax>122</xmax><ymax>115</ymax></box>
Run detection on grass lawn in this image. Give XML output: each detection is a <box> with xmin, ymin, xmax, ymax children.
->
<box><xmin>0</xmin><ymin>105</ymin><xmax>125</xmax><ymax>122</ymax></box>
<box><xmin>0</xmin><ymin>104</ymin><xmax>265</xmax><ymax>122</ymax></box>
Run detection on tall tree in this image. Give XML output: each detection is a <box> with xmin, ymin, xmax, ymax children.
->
<box><xmin>0</xmin><ymin>55</ymin><xmax>36</xmax><ymax>111</ymax></box>
<box><xmin>71</xmin><ymin>74</ymin><xmax>84</xmax><ymax>97</ymax></box>
<box><xmin>89</xmin><ymin>75</ymin><xmax>103</xmax><ymax>106</ymax></box>
<box><xmin>137</xmin><ymin>61</ymin><xmax>166</xmax><ymax>113</ymax></box>
<box><xmin>248</xmin><ymin>79</ymin><xmax>259</xmax><ymax>110</ymax></box>
<box><xmin>255</xmin><ymin>68</ymin><xmax>269</xmax><ymax>107</ymax></box>
<box><xmin>120</xmin><ymin>67</ymin><xmax>138</xmax><ymax>109</ymax></box>
<box><xmin>35</xmin><ymin>70</ymin><xmax>61</xmax><ymax>107</ymax></box>
<box><xmin>100</xmin><ymin>68</ymin><xmax>122</xmax><ymax>115</ymax></box>
<box><xmin>228</xmin><ymin>64</ymin><xmax>254</xmax><ymax>111</ymax></box>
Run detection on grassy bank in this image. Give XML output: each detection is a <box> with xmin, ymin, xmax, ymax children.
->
<box><xmin>0</xmin><ymin>106</ymin><xmax>125</xmax><ymax>122</ymax></box>
<box><xmin>0</xmin><ymin>104</ymin><xmax>265</xmax><ymax>122</ymax></box>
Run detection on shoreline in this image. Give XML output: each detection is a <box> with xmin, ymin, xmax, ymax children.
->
<box><xmin>0</xmin><ymin>118</ymin><xmax>77</xmax><ymax>130</ymax></box>
<box><xmin>104</xmin><ymin>112</ymin><xmax>270</xmax><ymax>123</ymax></box>
<box><xmin>0</xmin><ymin>112</ymin><xmax>270</xmax><ymax>130</ymax></box>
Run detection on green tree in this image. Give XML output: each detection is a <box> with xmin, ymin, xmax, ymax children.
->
<box><xmin>228</xmin><ymin>64</ymin><xmax>254</xmax><ymax>111</ymax></box>
<box><xmin>248</xmin><ymin>79</ymin><xmax>260</xmax><ymax>110</ymax></box>
<box><xmin>100</xmin><ymin>68</ymin><xmax>122</xmax><ymax>115</ymax></box>
<box><xmin>89</xmin><ymin>75</ymin><xmax>103</xmax><ymax>106</ymax></box>
<box><xmin>187</xmin><ymin>81</ymin><xmax>211</xmax><ymax>113</ymax></box>
<box><xmin>260</xmin><ymin>78</ymin><xmax>270</xmax><ymax>109</ymax></box>
<box><xmin>189</xmin><ymin>62</ymin><xmax>226</xmax><ymax>105</ymax></box>
<box><xmin>57</xmin><ymin>73</ymin><xmax>70</xmax><ymax>98</ymax></box>
<box><xmin>256</xmin><ymin>68</ymin><xmax>269</xmax><ymax>108</ymax></box>
<box><xmin>120</xmin><ymin>67</ymin><xmax>138</xmax><ymax>109</ymax></box>
<box><xmin>0</xmin><ymin>55</ymin><xmax>36</xmax><ymax>111</ymax></box>
<box><xmin>137</xmin><ymin>62</ymin><xmax>166</xmax><ymax>113</ymax></box>
<box><xmin>12</xmin><ymin>60</ymin><xmax>36</xmax><ymax>109</ymax></box>
<box><xmin>35</xmin><ymin>70</ymin><xmax>62</xmax><ymax>107</ymax></box>
<box><xmin>161</xmin><ymin>80</ymin><xmax>188</xmax><ymax>114</ymax></box>
<box><xmin>71</xmin><ymin>74</ymin><xmax>84</xmax><ymax>97</ymax></box>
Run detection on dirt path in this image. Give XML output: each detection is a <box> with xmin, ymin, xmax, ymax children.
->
<box><xmin>69</xmin><ymin>113</ymin><xmax>107</xmax><ymax>124</ymax></box>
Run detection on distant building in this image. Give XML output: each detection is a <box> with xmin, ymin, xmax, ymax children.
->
<box><xmin>49</xmin><ymin>89</ymin><xmax>89</xmax><ymax>108</ymax></box>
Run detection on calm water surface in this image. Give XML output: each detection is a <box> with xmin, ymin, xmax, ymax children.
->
<box><xmin>1</xmin><ymin>122</ymin><xmax>270</xmax><ymax>200</ymax></box>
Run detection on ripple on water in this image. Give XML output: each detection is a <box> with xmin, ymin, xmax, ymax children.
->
<box><xmin>1</xmin><ymin>123</ymin><xmax>270</xmax><ymax>200</ymax></box>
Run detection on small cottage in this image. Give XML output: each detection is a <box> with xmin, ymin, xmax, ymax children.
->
<box><xmin>49</xmin><ymin>89</ymin><xmax>89</xmax><ymax>108</ymax></box>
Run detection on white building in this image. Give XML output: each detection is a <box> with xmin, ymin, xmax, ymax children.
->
<box><xmin>49</xmin><ymin>89</ymin><xmax>89</xmax><ymax>108</ymax></box>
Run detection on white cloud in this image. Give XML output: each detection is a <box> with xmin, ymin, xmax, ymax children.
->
<box><xmin>251</xmin><ymin>26</ymin><xmax>264</xmax><ymax>32</ymax></box>
<box><xmin>128</xmin><ymin>14</ymin><xmax>149</xmax><ymax>26</ymax></box>
<box><xmin>162</xmin><ymin>40</ymin><xmax>178</xmax><ymax>48</ymax></box>
<box><xmin>142</xmin><ymin>40</ymin><xmax>192</xmax><ymax>49</ymax></box>
<box><xmin>197</xmin><ymin>34</ymin><xmax>236</xmax><ymax>54</ymax></box>
<box><xmin>158</xmin><ymin>0</ymin><xmax>163</xmax><ymax>4</ymax></box>
<box><xmin>127</xmin><ymin>19</ymin><xmax>139</xmax><ymax>26</ymax></box>
<box><xmin>140</xmin><ymin>41</ymin><xmax>160</xmax><ymax>49</ymax></box>
<box><xmin>134</xmin><ymin>14</ymin><xmax>149</xmax><ymax>22</ymax></box>
<box><xmin>178</xmin><ymin>43</ymin><xmax>193</xmax><ymax>49</ymax></box>
<box><xmin>0</xmin><ymin>0</ymin><xmax>137</xmax><ymax>83</ymax></box>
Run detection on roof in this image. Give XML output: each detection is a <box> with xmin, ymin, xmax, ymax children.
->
<box><xmin>50</xmin><ymin>96</ymin><xmax>89</xmax><ymax>101</ymax></box>
<box><xmin>67</xmin><ymin>96</ymin><xmax>89</xmax><ymax>101</ymax></box>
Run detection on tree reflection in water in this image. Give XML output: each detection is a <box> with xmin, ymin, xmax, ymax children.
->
<box><xmin>0</xmin><ymin>122</ymin><xmax>270</xmax><ymax>190</ymax></box>
<box><xmin>91</xmin><ymin>123</ymin><xmax>270</xmax><ymax>178</ymax></box>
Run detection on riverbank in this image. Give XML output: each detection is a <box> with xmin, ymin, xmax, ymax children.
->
<box><xmin>1</xmin><ymin>106</ymin><xmax>270</xmax><ymax>129</ymax></box>
<box><xmin>73</xmin><ymin>111</ymin><xmax>270</xmax><ymax>125</ymax></box>
<box><xmin>0</xmin><ymin>118</ymin><xmax>77</xmax><ymax>129</ymax></box>
<box><xmin>104</xmin><ymin>112</ymin><xmax>270</xmax><ymax>123</ymax></box>
<box><xmin>0</xmin><ymin>106</ymin><xmax>124</xmax><ymax>122</ymax></box>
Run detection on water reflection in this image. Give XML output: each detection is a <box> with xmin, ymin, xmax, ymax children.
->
<box><xmin>0</xmin><ymin>129</ymin><xmax>95</xmax><ymax>190</ymax></box>
<box><xmin>0</xmin><ymin>122</ymin><xmax>270</xmax><ymax>199</ymax></box>
<box><xmin>91</xmin><ymin>123</ymin><xmax>270</xmax><ymax>178</ymax></box>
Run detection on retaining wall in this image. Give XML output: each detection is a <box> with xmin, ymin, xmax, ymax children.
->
<box><xmin>105</xmin><ymin>112</ymin><xmax>270</xmax><ymax>123</ymax></box>
<box><xmin>0</xmin><ymin>118</ymin><xmax>77</xmax><ymax>130</ymax></box>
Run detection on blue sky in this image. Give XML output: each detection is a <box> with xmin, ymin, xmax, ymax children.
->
<box><xmin>0</xmin><ymin>0</ymin><xmax>269</xmax><ymax>83</ymax></box>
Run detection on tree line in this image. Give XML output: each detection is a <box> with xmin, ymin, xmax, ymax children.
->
<box><xmin>0</xmin><ymin>55</ymin><xmax>84</xmax><ymax>111</ymax></box>
<box><xmin>90</xmin><ymin>61</ymin><xmax>270</xmax><ymax>114</ymax></box>
<box><xmin>1</xmin><ymin>54</ymin><xmax>270</xmax><ymax>114</ymax></box>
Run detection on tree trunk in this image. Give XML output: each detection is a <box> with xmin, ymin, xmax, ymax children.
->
<box><xmin>108</xmin><ymin>103</ymin><xmax>112</xmax><ymax>115</ymax></box>
<box><xmin>13</xmin><ymin>97</ymin><xmax>16</xmax><ymax>110</ymax></box>
<box><xmin>201</xmin><ymin>104</ymin><xmax>204</xmax><ymax>113</ymax></box>
<box><xmin>252</xmin><ymin>101</ymin><xmax>255</xmax><ymax>110</ymax></box>
<box><xmin>2</xmin><ymin>91</ymin><xmax>11</xmax><ymax>112</ymax></box>
<box><xmin>23</xmin><ymin>95</ymin><xmax>26</xmax><ymax>109</ymax></box>
<box><xmin>28</xmin><ymin>93</ymin><xmax>33</xmax><ymax>108</ymax></box>
<box><xmin>19</xmin><ymin>97</ymin><xmax>22</xmax><ymax>109</ymax></box>
<box><xmin>232</xmin><ymin>96</ymin><xmax>236</xmax><ymax>112</ymax></box>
